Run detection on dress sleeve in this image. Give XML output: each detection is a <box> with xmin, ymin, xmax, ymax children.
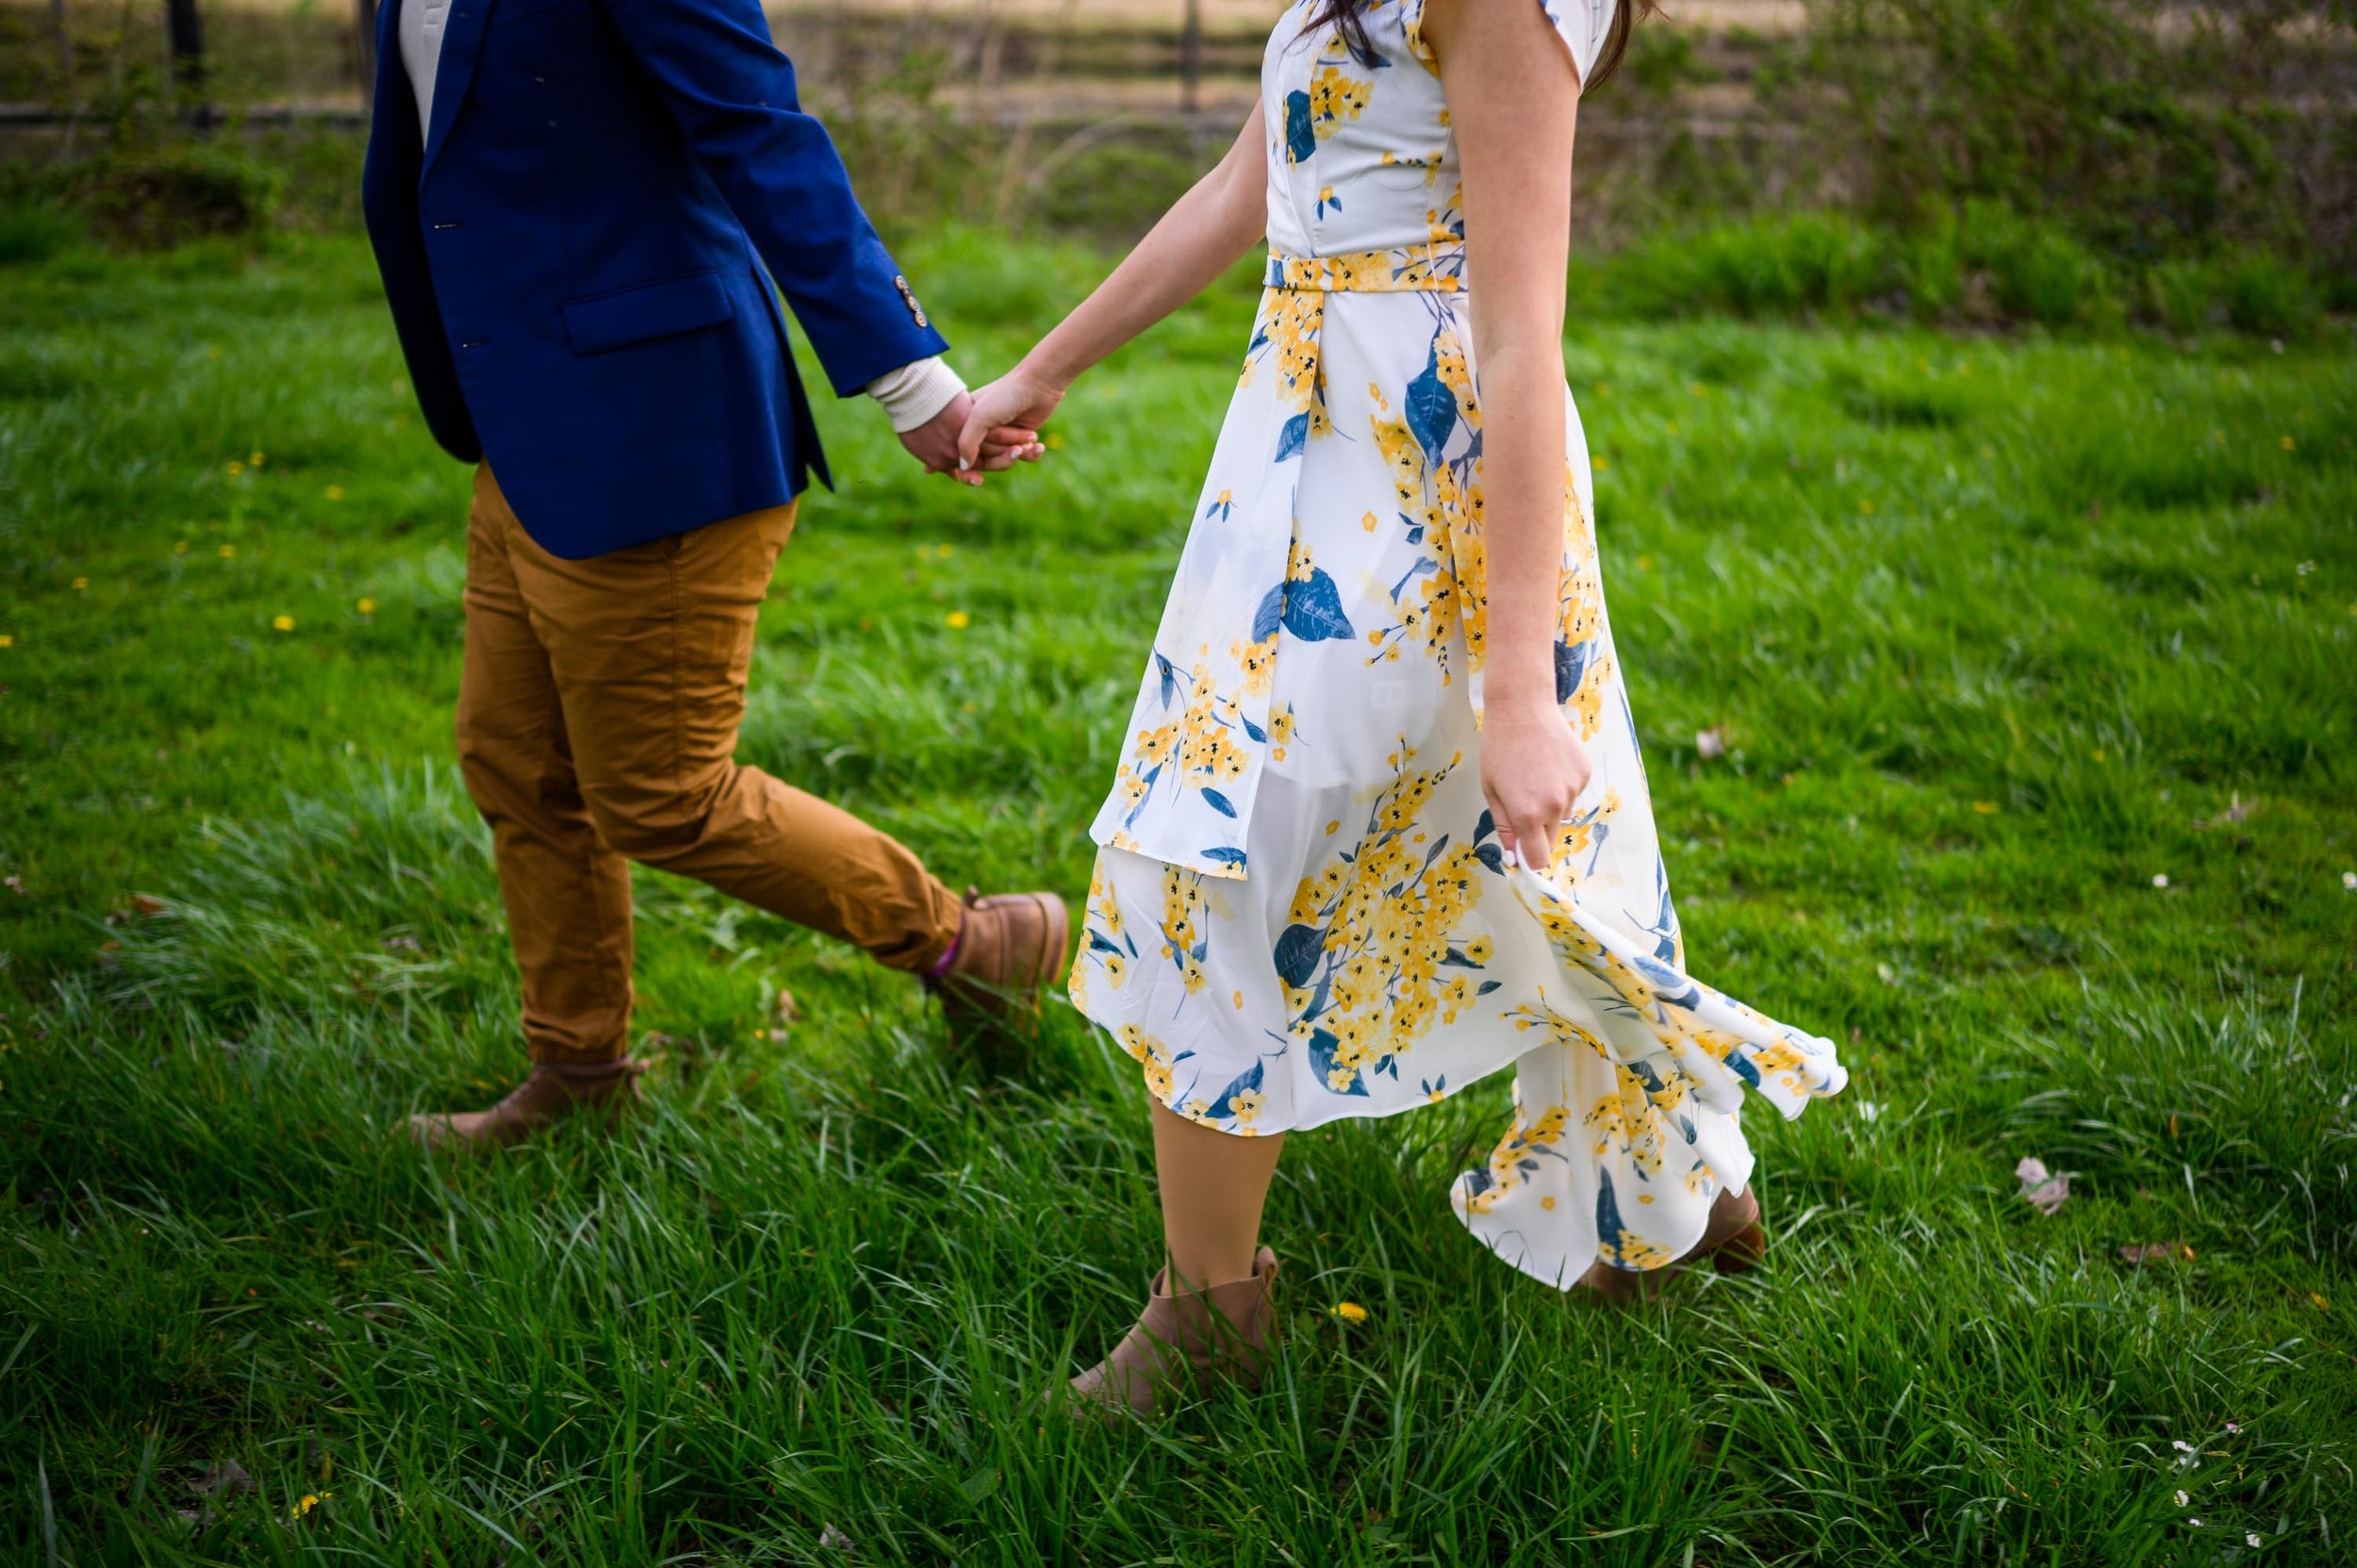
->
<box><xmin>1399</xmin><ymin>0</ymin><xmax>1619</xmax><ymax>89</ymax></box>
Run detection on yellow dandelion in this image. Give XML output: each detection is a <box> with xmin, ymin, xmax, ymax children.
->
<box><xmin>2311</xmin><ymin>1292</ymin><xmax>2331</xmax><ymax>1311</ymax></box>
<box><xmin>0</xmin><ymin>635</ymin><xmax>13</xmax><ymax>648</ymax></box>
<box><xmin>72</xmin><ymin>577</ymin><xmax>88</xmax><ymax>590</ymax></box>
<box><xmin>1592</xmin><ymin>456</ymin><xmax>1608</xmax><ymax>471</ymax></box>
<box><xmin>250</xmin><ymin>451</ymin><xmax>265</xmax><ymax>467</ymax></box>
<box><xmin>1330</xmin><ymin>1301</ymin><xmax>1369</xmax><ymax>1325</ymax></box>
<box><xmin>1636</xmin><ymin>554</ymin><xmax>1654</xmax><ymax>571</ymax></box>
<box><xmin>224</xmin><ymin>460</ymin><xmax>244</xmax><ymax>477</ymax></box>
<box><xmin>945</xmin><ymin>610</ymin><xmax>971</xmax><ymax>629</ymax></box>
<box><xmin>1045</xmin><ymin>433</ymin><xmax>1065</xmax><ymax>450</ymax></box>
<box><xmin>272</xmin><ymin>615</ymin><xmax>295</xmax><ymax>632</ymax></box>
<box><xmin>1859</xmin><ymin>500</ymin><xmax>1875</xmax><ymax>514</ymax></box>
<box><xmin>325</xmin><ymin>485</ymin><xmax>346</xmax><ymax>501</ymax></box>
<box><xmin>218</xmin><ymin>545</ymin><xmax>237</xmax><ymax>558</ymax></box>
<box><xmin>206</xmin><ymin>343</ymin><xmax>223</xmax><ymax>358</ymax></box>
<box><xmin>1971</xmin><ymin>801</ymin><xmax>1999</xmax><ymax>815</ymax></box>
<box><xmin>2280</xmin><ymin>436</ymin><xmax>2294</xmax><ymax>452</ymax></box>
<box><xmin>356</xmin><ymin>598</ymin><xmax>377</xmax><ymax>616</ymax></box>
<box><xmin>173</xmin><ymin>541</ymin><xmax>189</xmax><ymax>553</ymax></box>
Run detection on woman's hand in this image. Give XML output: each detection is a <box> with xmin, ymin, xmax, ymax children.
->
<box><xmin>1480</xmin><ymin>696</ymin><xmax>1592</xmax><ymax>872</ymax></box>
<box><xmin>956</xmin><ymin>368</ymin><xmax>1065</xmax><ymax>470</ymax></box>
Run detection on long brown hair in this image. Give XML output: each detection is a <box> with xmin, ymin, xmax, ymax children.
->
<box><xmin>1307</xmin><ymin>0</ymin><xmax>1654</xmax><ymax>92</ymax></box>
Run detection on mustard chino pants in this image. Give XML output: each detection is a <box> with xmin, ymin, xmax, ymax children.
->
<box><xmin>454</xmin><ymin>466</ymin><xmax>963</xmax><ymax>1064</ymax></box>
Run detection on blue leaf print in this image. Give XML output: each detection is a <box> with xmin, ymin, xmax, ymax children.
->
<box><xmin>1631</xmin><ymin>951</ymin><xmax>1703</xmax><ymax>1010</ymax></box>
<box><xmin>1284</xmin><ymin>90</ymin><xmax>1317</xmax><ymax>164</ymax></box>
<box><xmin>1153</xmin><ymin>650</ymin><xmax>1181</xmax><ymax>709</ymax></box>
<box><xmin>1474</xmin><ymin>842</ymin><xmax>1506</xmax><ymax>876</ymax></box>
<box><xmin>1476</xmin><ymin>980</ymin><xmax>1503</xmax><ymax>996</ymax></box>
<box><xmin>1555</xmin><ymin>637</ymin><xmax>1592</xmax><ymax>705</ymax></box>
<box><xmin>1086</xmin><ymin>931</ymin><xmax>1125</xmax><ymax>954</ymax></box>
<box><xmin>1461</xmin><ymin>1166</ymin><xmax>1495</xmax><ymax>1199</ymax></box>
<box><xmin>1202</xmin><ymin>787</ymin><xmax>1239</xmax><ymax>818</ymax></box>
<box><xmin>1241</xmin><ymin>713</ymin><xmax>1267</xmax><ymax>743</ymax></box>
<box><xmin>1593</xmin><ymin>1168</ymin><xmax>1636</xmax><ymax>1268</ymax></box>
<box><xmin>1251</xmin><ymin>582</ymin><xmax>1286</xmax><ymax>644</ymax></box>
<box><xmin>1200</xmin><ymin>846</ymin><xmax>1249</xmax><ymax>868</ymax></box>
<box><xmin>1475</xmin><ymin>807</ymin><xmax>1497</xmax><ymax>842</ymax></box>
<box><xmin>1208</xmin><ymin>1060</ymin><xmax>1265</xmax><ymax>1120</ymax></box>
<box><xmin>1280</xmin><ymin>567</ymin><xmax>1356</xmax><ymax>642</ymax></box>
<box><xmin>1276</xmin><ymin>411</ymin><xmax>1311</xmax><ymax>462</ymax></box>
<box><xmin>1306</xmin><ymin>1028</ymin><xmax>1371</xmax><ymax>1097</ymax></box>
<box><xmin>1405</xmin><ymin>337</ymin><xmax>1457</xmax><ymax>463</ymax></box>
<box><xmin>1273</xmin><ymin>922</ymin><xmax>1326</xmax><ymax>989</ymax></box>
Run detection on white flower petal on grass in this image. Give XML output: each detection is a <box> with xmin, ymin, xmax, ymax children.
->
<box><xmin>2015</xmin><ymin>1156</ymin><xmax>2069</xmax><ymax>1214</ymax></box>
<box><xmin>2248</xmin><ymin>1533</ymin><xmax>2263</xmax><ymax>1548</ymax></box>
<box><xmin>2172</xmin><ymin>1441</ymin><xmax>2195</xmax><ymax>1453</ymax></box>
<box><xmin>1857</xmin><ymin>1100</ymin><xmax>1882</xmax><ymax>1122</ymax></box>
<box><xmin>2151</xmin><ymin>872</ymin><xmax>2170</xmax><ymax>888</ymax></box>
<box><xmin>2175</xmin><ymin>1490</ymin><xmax>2189</xmax><ymax>1507</ymax></box>
<box><xmin>2342</xmin><ymin>871</ymin><xmax>2355</xmax><ymax>891</ymax></box>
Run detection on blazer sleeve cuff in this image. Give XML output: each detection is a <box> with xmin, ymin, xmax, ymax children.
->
<box><xmin>863</xmin><ymin>355</ymin><xmax>967</xmax><ymax>433</ymax></box>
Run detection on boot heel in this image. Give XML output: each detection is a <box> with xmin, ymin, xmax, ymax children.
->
<box><xmin>1710</xmin><ymin>1224</ymin><xmax>1768</xmax><ymax>1275</ymax></box>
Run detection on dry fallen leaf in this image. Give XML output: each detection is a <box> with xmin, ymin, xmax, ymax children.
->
<box><xmin>129</xmin><ymin>894</ymin><xmax>168</xmax><ymax>916</ymax></box>
<box><xmin>2015</xmin><ymin>1156</ymin><xmax>2070</xmax><ymax>1215</ymax></box>
<box><xmin>2119</xmin><ymin>1242</ymin><xmax>2192</xmax><ymax>1265</ymax></box>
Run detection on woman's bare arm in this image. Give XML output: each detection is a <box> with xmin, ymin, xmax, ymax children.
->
<box><xmin>1422</xmin><ymin>0</ymin><xmax>1592</xmax><ymax>868</ymax></box>
<box><xmin>958</xmin><ymin>103</ymin><xmax>1269</xmax><ymax>459</ymax></box>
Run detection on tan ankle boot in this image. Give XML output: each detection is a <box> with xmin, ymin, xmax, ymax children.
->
<box><xmin>927</xmin><ymin>887</ymin><xmax>1069</xmax><ymax>1057</ymax></box>
<box><xmin>1578</xmin><ymin>1185</ymin><xmax>1766</xmax><ymax>1301</ymax></box>
<box><xmin>1066</xmin><ymin>1247</ymin><xmax>1281</xmax><ymax>1419</ymax></box>
<box><xmin>407</xmin><ymin>1058</ymin><xmax>648</xmax><ymax>1153</ymax></box>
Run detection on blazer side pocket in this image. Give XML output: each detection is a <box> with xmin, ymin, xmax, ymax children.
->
<box><xmin>561</xmin><ymin>271</ymin><xmax>735</xmax><ymax>355</ymax></box>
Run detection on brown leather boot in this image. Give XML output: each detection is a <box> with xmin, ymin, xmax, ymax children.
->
<box><xmin>926</xmin><ymin>887</ymin><xmax>1069</xmax><ymax>1058</ymax></box>
<box><xmin>1065</xmin><ymin>1247</ymin><xmax>1282</xmax><ymax>1420</ymax></box>
<box><xmin>406</xmin><ymin>1058</ymin><xmax>649</xmax><ymax>1153</ymax></box>
<box><xmin>1578</xmin><ymin>1185</ymin><xmax>1765</xmax><ymax>1301</ymax></box>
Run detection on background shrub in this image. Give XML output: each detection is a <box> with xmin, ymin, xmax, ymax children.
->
<box><xmin>69</xmin><ymin>143</ymin><xmax>284</xmax><ymax>250</ymax></box>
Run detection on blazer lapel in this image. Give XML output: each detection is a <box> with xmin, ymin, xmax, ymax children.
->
<box><xmin>420</xmin><ymin>0</ymin><xmax>498</xmax><ymax>180</ymax></box>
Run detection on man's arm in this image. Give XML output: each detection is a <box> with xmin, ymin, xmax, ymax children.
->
<box><xmin>600</xmin><ymin>0</ymin><xmax>946</xmax><ymax>395</ymax></box>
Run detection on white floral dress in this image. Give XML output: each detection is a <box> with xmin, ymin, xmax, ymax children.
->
<box><xmin>1068</xmin><ymin>0</ymin><xmax>1848</xmax><ymax>1289</ymax></box>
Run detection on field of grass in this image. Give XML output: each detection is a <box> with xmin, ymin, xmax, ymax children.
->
<box><xmin>2</xmin><ymin>227</ymin><xmax>2353</xmax><ymax>1565</ymax></box>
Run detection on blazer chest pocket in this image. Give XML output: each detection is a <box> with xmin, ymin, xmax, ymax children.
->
<box><xmin>562</xmin><ymin>271</ymin><xmax>735</xmax><ymax>355</ymax></box>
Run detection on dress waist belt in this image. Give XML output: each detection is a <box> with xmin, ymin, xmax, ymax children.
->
<box><xmin>1262</xmin><ymin>242</ymin><xmax>1467</xmax><ymax>293</ymax></box>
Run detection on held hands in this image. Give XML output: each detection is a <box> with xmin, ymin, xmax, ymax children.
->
<box><xmin>1480</xmin><ymin>696</ymin><xmax>1594</xmax><ymax>873</ymax></box>
<box><xmin>955</xmin><ymin>368</ymin><xmax>1066</xmax><ymax>474</ymax></box>
<box><xmin>900</xmin><ymin>390</ymin><xmax>1047</xmax><ymax>487</ymax></box>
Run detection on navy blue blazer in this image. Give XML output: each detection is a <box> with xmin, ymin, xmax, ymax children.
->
<box><xmin>361</xmin><ymin>0</ymin><xmax>948</xmax><ymax>559</ymax></box>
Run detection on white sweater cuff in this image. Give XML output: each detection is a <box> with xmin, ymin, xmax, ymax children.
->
<box><xmin>864</xmin><ymin>355</ymin><xmax>966</xmax><ymax>434</ymax></box>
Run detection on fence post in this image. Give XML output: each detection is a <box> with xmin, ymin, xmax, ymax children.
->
<box><xmin>1180</xmin><ymin>0</ymin><xmax>1203</xmax><ymax>114</ymax></box>
<box><xmin>356</xmin><ymin>0</ymin><xmax>380</xmax><ymax>107</ymax></box>
<box><xmin>51</xmin><ymin>0</ymin><xmax>75</xmax><ymax>95</ymax></box>
<box><xmin>165</xmin><ymin>0</ymin><xmax>208</xmax><ymax>119</ymax></box>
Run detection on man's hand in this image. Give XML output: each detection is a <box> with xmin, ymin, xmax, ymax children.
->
<box><xmin>901</xmin><ymin>391</ymin><xmax>1045</xmax><ymax>487</ymax></box>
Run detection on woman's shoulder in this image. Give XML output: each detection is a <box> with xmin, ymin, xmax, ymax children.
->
<box><xmin>1397</xmin><ymin>0</ymin><xmax>1619</xmax><ymax>85</ymax></box>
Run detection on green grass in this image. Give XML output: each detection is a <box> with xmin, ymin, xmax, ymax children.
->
<box><xmin>2</xmin><ymin>227</ymin><xmax>2354</xmax><ymax>1565</ymax></box>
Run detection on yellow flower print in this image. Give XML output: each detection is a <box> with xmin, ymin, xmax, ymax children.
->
<box><xmin>1276</xmin><ymin>744</ymin><xmax>1492</xmax><ymax>1095</ymax></box>
<box><xmin>1162</xmin><ymin>863</ymin><xmax>1210</xmax><ymax>993</ymax></box>
<box><xmin>1308</xmin><ymin>65</ymin><xmax>1371</xmax><ymax>138</ymax></box>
